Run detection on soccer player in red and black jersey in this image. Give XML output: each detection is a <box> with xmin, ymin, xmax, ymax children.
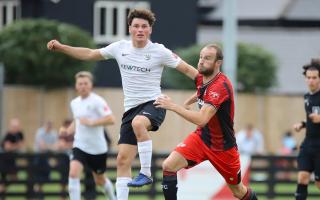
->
<box><xmin>154</xmin><ymin>44</ymin><xmax>257</xmax><ymax>200</ymax></box>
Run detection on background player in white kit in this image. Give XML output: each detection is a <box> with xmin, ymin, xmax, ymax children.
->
<box><xmin>65</xmin><ymin>71</ymin><xmax>116</xmax><ymax>200</ymax></box>
<box><xmin>47</xmin><ymin>9</ymin><xmax>198</xmax><ymax>200</ymax></box>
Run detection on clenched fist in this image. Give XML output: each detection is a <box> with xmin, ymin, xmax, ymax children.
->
<box><xmin>47</xmin><ymin>39</ymin><xmax>62</xmax><ymax>51</ymax></box>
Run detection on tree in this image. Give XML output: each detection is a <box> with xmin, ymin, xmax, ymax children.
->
<box><xmin>237</xmin><ymin>43</ymin><xmax>277</xmax><ymax>92</ymax></box>
<box><xmin>0</xmin><ymin>19</ymin><xmax>96</xmax><ymax>88</ymax></box>
<box><xmin>162</xmin><ymin>43</ymin><xmax>277</xmax><ymax>92</ymax></box>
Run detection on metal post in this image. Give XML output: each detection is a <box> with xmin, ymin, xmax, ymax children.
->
<box><xmin>223</xmin><ymin>0</ymin><xmax>238</xmax><ymax>95</ymax></box>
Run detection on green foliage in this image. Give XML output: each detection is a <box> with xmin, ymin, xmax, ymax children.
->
<box><xmin>162</xmin><ymin>43</ymin><xmax>277</xmax><ymax>93</ymax></box>
<box><xmin>237</xmin><ymin>43</ymin><xmax>277</xmax><ymax>92</ymax></box>
<box><xmin>0</xmin><ymin>19</ymin><xmax>96</xmax><ymax>88</ymax></box>
<box><xmin>162</xmin><ymin>45</ymin><xmax>202</xmax><ymax>90</ymax></box>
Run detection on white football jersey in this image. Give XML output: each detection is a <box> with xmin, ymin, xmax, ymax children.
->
<box><xmin>100</xmin><ymin>40</ymin><xmax>181</xmax><ymax>111</ymax></box>
<box><xmin>70</xmin><ymin>92</ymin><xmax>112</xmax><ymax>154</ymax></box>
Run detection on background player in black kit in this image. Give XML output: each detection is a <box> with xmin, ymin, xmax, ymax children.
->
<box><xmin>293</xmin><ymin>58</ymin><xmax>320</xmax><ymax>200</ymax></box>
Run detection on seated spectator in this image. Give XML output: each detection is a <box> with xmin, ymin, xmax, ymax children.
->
<box><xmin>280</xmin><ymin>130</ymin><xmax>297</xmax><ymax>155</ymax></box>
<box><xmin>0</xmin><ymin>118</ymin><xmax>24</xmax><ymax>193</ymax></box>
<box><xmin>276</xmin><ymin>130</ymin><xmax>298</xmax><ymax>180</ymax></box>
<box><xmin>236</xmin><ymin>123</ymin><xmax>264</xmax><ymax>156</ymax></box>
<box><xmin>33</xmin><ymin>121</ymin><xmax>59</xmax><ymax>193</ymax></box>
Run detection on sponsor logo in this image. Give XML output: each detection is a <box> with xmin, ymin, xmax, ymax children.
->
<box><xmin>142</xmin><ymin>111</ymin><xmax>151</xmax><ymax>116</ymax></box>
<box><xmin>229</xmin><ymin>177</ymin><xmax>234</xmax><ymax>181</ymax></box>
<box><xmin>197</xmin><ymin>99</ymin><xmax>204</xmax><ymax>108</ymax></box>
<box><xmin>120</xmin><ymin>64</ymin><xmax>151</xmax><ymax>72</ymax></box>
<box><xmin>304</xmin><ymin>98</ymin><xmax>309</xmax><ymax>106</ymax></box>
<box><xmin>121</xmin><ymin>53</ymin><xmax>130</xmax><ymax>56</ymax></box>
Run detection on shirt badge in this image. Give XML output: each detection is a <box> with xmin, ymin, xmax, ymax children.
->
<box><xmin>209</xmin><ymin>91</ymin><xmax>219</xmax><ymax>99</ymax></box>
<box><xmin>144</xmin><ymin>54</ymin><xmax>151</xmax><ymax>60</ymax></box>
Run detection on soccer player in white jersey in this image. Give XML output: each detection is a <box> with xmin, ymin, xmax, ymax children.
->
<box><xmin>65</xmin><ymin>71</ymin><xmax>116</xmax><ymax>200</ymax></box>
<box><xmin>47</xmin><ymin>9</ymin><xmax>198</xmax><ymax>200</ymax></box>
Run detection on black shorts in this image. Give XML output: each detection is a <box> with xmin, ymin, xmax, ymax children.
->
<box><xmin>71</xmin><ymin>148</ymin><xmax>107</xmax><ymax>175</ymax></box>
<box><xmin>118</xmin><ymin>100</ymin><xmax>166</xmax><ymax>145</ymax></box>
<box><xmin>297</xmin><ymin>146</ymin><xmax>320</xmax><ymax>181</ymax></box>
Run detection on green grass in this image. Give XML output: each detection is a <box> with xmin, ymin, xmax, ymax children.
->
<box><xmin>2</xmin><ymin>171</ymin><xmax>320</xmax><ymax>200</ymax></box>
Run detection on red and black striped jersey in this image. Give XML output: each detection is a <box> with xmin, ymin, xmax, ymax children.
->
<box><xmin>194</xmin><ymin>72</ymin><xmax>237</xmax><ymax>151</ymax></box>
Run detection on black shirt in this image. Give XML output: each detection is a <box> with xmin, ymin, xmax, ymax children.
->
<box><xmin>1</xmin><ymin>132</ymin><xmax>24</xmax><ymax>151</ymax></box>
<box><xmin>302</xmin><ymin>90</ymin><xmax>320</xmax><ymax>148</ymax></box>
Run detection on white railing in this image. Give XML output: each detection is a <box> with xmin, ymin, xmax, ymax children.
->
<box><xmin>0</xmin><ymin>0</ymin><xmax>20</xmax><ymax>31</ymax></box>
<box><xmin>93</xmin><ymin>0</ymin><xmax>150</xmax><ymax>44</ymax></box>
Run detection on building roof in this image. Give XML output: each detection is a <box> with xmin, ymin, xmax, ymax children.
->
<box><xmin>199</xmin><ymin>0</ymin><xmax>320</xmax><ymax>22</ymax></box>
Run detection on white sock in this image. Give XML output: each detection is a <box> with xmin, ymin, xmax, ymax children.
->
<box><xmin>116</xmin><ymin>177</ymin><xmax>132</xmax><ymax>200</ymax></box>
<box><xmin>68</xmin><ymin>177</ymin><xmax>81</xmax><ymax>200</ymax></box>
<box><xmin>138</xmin><ymin>140</ymin><xmax>152</xmax><ymax>177</ymax></box>
<box><xmin>104</xmin><ymin>178</ymin><xmax>116</xmax><ymax>200</ymax></box>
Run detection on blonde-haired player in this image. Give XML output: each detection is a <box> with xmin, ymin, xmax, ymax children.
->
<box><xmin>65</xmin><ymin>71</ymin><xmax>116</xmax><ymax>200</ymax></box>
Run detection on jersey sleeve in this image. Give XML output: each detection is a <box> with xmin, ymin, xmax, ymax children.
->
<box><xmin>204</xmin><ymin>84</ymin><xmax>229</xmax><ymax>109</ymax></box>
<box><xmin>99</xmin><ymin>41</ymin><xmax>121</xmax><ymax>59</ymax></box>
<box><xmin>70</xmin><ymin>101</ymin><xmax>76</xmax><ymax>118</ymax></box>
<box><xmin>160</xmin><ymin>45</ymin><xmax>181</xmax><ymax>68</ymax></box>
<box><xmin>96</xmin><ymin>97</ymin><xmax>113</xmax><ymax>117</ymax></box>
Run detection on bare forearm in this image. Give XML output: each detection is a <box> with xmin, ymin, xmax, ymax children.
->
<box><xmin>92</xmin><ymin>115</ymin><xmax>115</xmax><ymax>126</ymax></box>
<box><xmin>176</xmin><ymin>60</ymin><xmax>198</xmax><ymax>80</ymax></box>
<box><xmin>184</xmin><ymin>92</ymin><xmax>197</xmax><ymax>106</ymax></box>
<box><xmin>59</xmin><ymin>45</ymin><xmax>102</xmax><ymax>61</ymax></box>
<box><xmin>67</xmin><ymin>121</ymin><xmax>75</xmax><ymax>134</ymax></box>
<box><xmin>171</xmin><ymin>104</ymin><xmax>204</xmax><ymax>126</ymax></box>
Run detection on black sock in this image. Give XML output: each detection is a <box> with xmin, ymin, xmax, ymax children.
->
<box><xmin>162</xmin><ymin>171</ymin><xmax>177</xmax><ymax>200</ymax></box>
<box><xmin>295</xmin><ymin>184</ymin><xmax>308</xmax><ymax>200</ymax></box>
<box><xmin>241</xmin><ymin>188</ymin><xmax>258</xmax><ymax>200</ymax></box>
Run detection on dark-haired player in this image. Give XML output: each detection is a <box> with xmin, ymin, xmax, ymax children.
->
<box><xmin>293</xmin><ymin>59</ymin><xmax>320</xmax><ymax>200</ymax></box>
<box><xmin>47</xmin><ymin>8</ymin><xmax>198</xmax><ymax>200</ymax></box>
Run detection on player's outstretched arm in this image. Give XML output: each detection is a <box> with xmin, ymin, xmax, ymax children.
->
<box><xmin>47</xmin><ymin>39</ymin><xmax>104</xmax><ymax>61</ymax></box>
<box><xmin>183</xmin><ymin>92</ymin><xmax>197</xmax><ymax>110</ymax></box>
<box><xmin>79</xmin><ymin>115</ymin><xmax>116</xmax><ymax>127</ymax></box>
<box><xmin>154</xmin><ymin>95</ymin><xmax>216</xmax><ymax>127</ymax></box>
<box><xmin>176</xmin><ymin>60</ymin><xmax>198</xmax><ymax>80</ymax></box>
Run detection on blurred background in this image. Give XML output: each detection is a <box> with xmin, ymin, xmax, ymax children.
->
<box><xmin>0</xmin><ymin>0</ymin><xmax>319</xmax><ymax>199</ymax></box>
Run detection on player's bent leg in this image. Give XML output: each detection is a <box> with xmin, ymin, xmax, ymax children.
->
<box><xmin>228</xmin><ymin>182</ymin><xmax>257</xmax><ymax>200</ymax></box>
<box><xmin>92</xmin><ymin>173</ymin><xmax>116</xmax><ymax>200</ymax></box>
<box><xmin>68</xmin><ymin>160</ymin><xmax>83</xmax><ymax>200</ymax></box>
<box><xmin>116</xmin><ymin>144</ymin><xmax>136</xmax><ymax>200</ymax></box>
<box><xmin>131</xmin><ymin>115</ymin><xmax>153</xmax><ymax>177</ymax></box>
<box><xmin>295</xmin><ymin>171</ymin><xmax>310</xmax><ymax>200</ymax></box>
<box><xmin>162</xmin><ymin>151</ymin><xmax>188</xmax><ymax>200</ymax></box>
<box><xmin>129</xmin><ymin>116</ymin><xmax>154</xmax><ymax>187</ymax></box>
<box><xmin>131</xmin><ymin>115</ymin><xmax>152</xmax><ymax>142</ymax></box>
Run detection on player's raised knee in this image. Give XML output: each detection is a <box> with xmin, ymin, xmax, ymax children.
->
<box><xmin>162</xmin><ymin>159</ymin><xmax>176</xmax><ymax>172</ymax></box>
<box><xmin>132</xmin><ymin>116</ymin><xmax>147</xmax><ymax>130</ymax></box>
